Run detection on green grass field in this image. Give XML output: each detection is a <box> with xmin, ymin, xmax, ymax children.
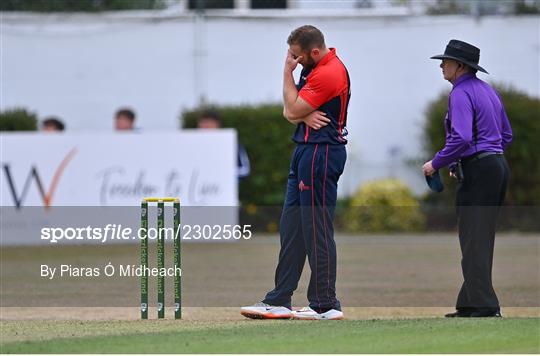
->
<box><xmin>2</xmin><ymin>234</ymin><xmax>538</xmax><ymax>353</ymax></box>
<box><xmin>2</xmin><ymin>318</ymin><xmax>539</xmax><ymax>353</ymax></box>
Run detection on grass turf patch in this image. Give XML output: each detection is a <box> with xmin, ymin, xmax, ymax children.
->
<box><xmin>1</xmin><ymin>318</ymin><xmax>539</xmax><ymax>353</ymax></box>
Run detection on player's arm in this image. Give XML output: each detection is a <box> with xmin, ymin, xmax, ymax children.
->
<box><xmin>283</xmin><ymin>74</ymin><xmax>315</xmax><ymax>120</ymax></box>
<box><xmin>282</xmin><ymin>107</ymin><xmax>303</xmax><ymax>124</ymax></box>
<box><xmin>282</xmin><ymin>51</ymin><xmax>330</xmax><ymax>129</ymax></box>
<box><xmin>283</xmin><ymin>107</ymin><xmax>330</xmax><ymax>129</ymax></box>
<box><xmin>282</xmin><ymin>50</ymin><xmax>317</xmax><ymax>120</ymax></box>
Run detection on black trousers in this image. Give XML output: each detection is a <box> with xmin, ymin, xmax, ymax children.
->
<box><xmin>455</xmin><ymin>154</ymin><xmax>509</xmax><ymax>312</ymax></box>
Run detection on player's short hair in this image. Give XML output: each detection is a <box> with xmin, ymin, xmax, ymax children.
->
<box><xmin>115</xmin><ymin>108</ymin><xmax>136</xmax><ymax>122</ymax></box>
<box><xmin>42</xmin><ymin>117</ymin><xmax>65</xmax><ymax>131</ymax></box>
<box><xmin>287</xmin><ymin>25</ymin><xmax>326</xmax><ymax>52</ymax></box>
<box><xmin>198</xmin><ymin>109</ymin><xmax>222</xmax><ymax>125</ymax></box>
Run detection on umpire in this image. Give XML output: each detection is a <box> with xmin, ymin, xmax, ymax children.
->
<box><xmin>423</xmin><ymin>40</ymin><xmax>513</xmax><ymax>317</ymax></box>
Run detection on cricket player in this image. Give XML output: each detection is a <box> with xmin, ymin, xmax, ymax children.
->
<box><xmin>241</xmin><ymin>25</ymin><xmax>350</xmax><ymax>320</ymax></box>
<box><xmin>423</xmin><ymin>39</ymin><xmax>512</xmax><ymax>317</ymax></box>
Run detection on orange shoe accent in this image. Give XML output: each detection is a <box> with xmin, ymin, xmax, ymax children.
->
<box><xmin>240</xmin><ymin>310</ymin><xmax>292</xmax><ymax>320</ymax></box>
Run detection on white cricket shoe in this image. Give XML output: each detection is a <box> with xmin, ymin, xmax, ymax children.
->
<box><xmin>240</xmin><ymin>302</ymin><xmax>293</xmax><ymax>319</ymax></box>
<box><xmin>292</xmin><ymin>307</ymin><xmax>344</xmax><ymax>320</ymax></box>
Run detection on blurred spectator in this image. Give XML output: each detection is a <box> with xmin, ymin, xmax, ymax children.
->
<box><xmin>41</xmin><ymin>117</ymin><xmax>65</xmax><ymax>132</ymax></box>
<box><xmin>114</xmin><ymin>108</ymin><xmax>136</xmax><ymax>131</ymax></box>
<box><xmin>198</xmin><ymin>109</ymin><xmax>222</xmax><ymax>129</ymax></box>
<box><xmin>197</xmin><ymin>109</ymin><xmax>250</xmax><ymax>179</ymax></box>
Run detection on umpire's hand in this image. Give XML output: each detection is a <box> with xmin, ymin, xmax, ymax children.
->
<box><xmin>422</xmin><ymin>160</ymin><xmax>435</xmax><ymax>176</ymax></box>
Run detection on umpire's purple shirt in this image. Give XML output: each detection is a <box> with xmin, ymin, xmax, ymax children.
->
<box><xmin>432</xmin><ymin>73</ymin><xmax>513</xmax><ymax>170</ymax></box>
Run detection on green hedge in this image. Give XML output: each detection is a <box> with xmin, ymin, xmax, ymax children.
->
<box><xmin>182</xmin><ymin>104</ymin><xmax>294</xmax><ymax>207</ymax></box>
<box><xmin>0</xmin><ymin>108</ymin><xmax>38</xmax><ymax>131</ymax></box>
<box><xmin>424</xmin><ymin>84</ymin><xmax>540</xmax><ymax>206</ymax></box>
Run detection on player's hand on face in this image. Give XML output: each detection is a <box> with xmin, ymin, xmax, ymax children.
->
<box><xmin>285</xmin><ymin>50</ymin><xmax>302</xmax><ymax>72</ymax></box>
<box><xmin>303</xmin><ymin>111</ymin><xmax>330</xmax><ymax>130</ymax></box>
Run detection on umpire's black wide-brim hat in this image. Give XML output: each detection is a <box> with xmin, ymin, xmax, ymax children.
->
<box><xmin>431</xmin><ymin>39</ymin><xmax>488</xmax><ymax>74</ymax></box>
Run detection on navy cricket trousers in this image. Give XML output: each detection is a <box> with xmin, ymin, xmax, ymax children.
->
<box><xmin>263</xmin><ymin>143</ymin><xmax>346</xmax><ymax>311</ymax></box>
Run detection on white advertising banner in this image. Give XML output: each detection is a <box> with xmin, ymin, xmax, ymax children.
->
<box><xmin>1</xmin><ymin>131</ymin><xmax>238</xmax><ymax>207</ymax></box>
<box><xmin>1</xmin><ymin>131</ymin><xmax>238</xmax><ymax>245</ymax></box>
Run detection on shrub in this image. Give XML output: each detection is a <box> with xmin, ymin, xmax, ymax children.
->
<box><xmin>0</xmin><ymin>108</ymin><xmax>38</xmax><ymax>131</ymax></box>
<box><xmin>341</xmin><ymin>179</ymin><xmax>425</xmax><ymax>232</ymax></box>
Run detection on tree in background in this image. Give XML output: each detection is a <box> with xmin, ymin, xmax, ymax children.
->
<box><xmin>514</xmin><ymin>0</ymin><xmax>540</xmax><ymax>14</ymax></box>
<box><xmin>425</xmin><ymin>0</ymin><xmax>540</xmax><ymax>15</ymax></box>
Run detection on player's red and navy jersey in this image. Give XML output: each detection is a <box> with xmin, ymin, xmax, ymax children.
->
<box><xmin>292</xmin><ymin>48</ymin><xmax>351</xmax><ymax>145</ymax></box>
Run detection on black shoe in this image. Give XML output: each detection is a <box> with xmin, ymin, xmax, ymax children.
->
<box><xmin>444</xmin><ymin>310</ymin><xmax>471</xmax><ymax>318</ymax></box>
<box><xmin>469</xmin><ymin>310</ymin><xmax>502</xmax><ymax>318</ymax></box>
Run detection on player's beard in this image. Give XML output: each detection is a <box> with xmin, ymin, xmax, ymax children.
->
<box><xmin>302</xmin><ymin>55</ymin><xmax>316</xmax><ymax>70</ymax></box>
